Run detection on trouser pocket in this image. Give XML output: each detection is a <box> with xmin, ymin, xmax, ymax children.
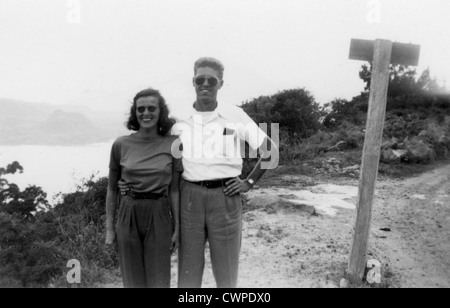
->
<box><xmin>161</xmin><ymin>197</ymin><xmax>173</xmax><ymax>225</ymax></box>
<box><xmin>115</xmin><ymin>197</ymin><xmax>126</xmax><ymax>233</ymax></box>
<box><xmin>224</xmin><ymin>193</ymin><xmax>242</xmax><ymax>220</ymax></box>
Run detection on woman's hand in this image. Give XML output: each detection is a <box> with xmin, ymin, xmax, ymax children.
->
<box><xmin>223</xmin><ymin>177</ymin><xmax>252</xmax><ymax>196</ymax></box>
<box><xmin>105</xmin><ymin>228</ymin><xmax>116</xmax><ymax>245</ymax></box>
<box><xmin>171</xmin><ymin>223</ymin><xmax>180</xmax><ymax>254</ymax></box>
<box><xmin>118</xmin><ymin>180</ymin><xmax>131</xmax><ymax>195</ymax></box>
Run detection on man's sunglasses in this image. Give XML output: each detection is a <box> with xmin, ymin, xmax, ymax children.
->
<box><xmin>136</xmin><ymin>106</ymin><xmax>159</xmax><ymax>113</ymax></box>
<box><xmin>194</xmin><ymin>76</ymin><xmax>220</xmax><ymax>87</ymax></box>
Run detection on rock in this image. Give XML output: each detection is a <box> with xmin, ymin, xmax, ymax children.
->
<box><xmin>328</xmin><ymin>141</ymin><xmax>348</xmax><ymax>152</ymax></box>
<box><xmin>339</xmin><ymin>278</ymin><xmax>349</xmax><ymax>288</ymax></box>
<box><xmin>344</xmin><ymin>165</ymin><xmax>360</xmax><ymax>176</ymax></box>
<box><xmin>343</xmin><ymin>165</ymin><xmax>360</xmax><ymax>172</ymax></box>
<box><xmin>381</xmin><ymin>137</ymin><xmax>399</xmax><ymax>150</ymax></box>
<box><xmin>281</xmin><ymin>175</ymin><xmax>300</xmax><ymax>182</ymax></box>
<box><xmin>381</xmin><ymin>149</ymin><xmax>396</xmax><ymax>163</ymax></box>
<box><xmin>393</xmin><ymin>149</ymin><xmax>408</xmax><ymax>158</ymax></box>
<box><xmin>324</xmin><ymin>280</ymin><xmax>339</xmax><ymax>288</ymax></box>
<box><xmin>326</xmin><ymin>157</ymin><xmax>341</xmax><ymax>165</ymax></box>
<box><xmin>418</xmin><ymin>130</ymin><xmax>428</xmax><ymax>137</ymax></box>
<box><xmin>381</xmin><ymin>148</ymin><xmax>408</xmax><ymax>163</ymax></box>
<box><xmin>404</xmin><ymin>138</ymin><xmax>436</xmax><ymax>164</ymax></box>
<box><xmin>438</xmin><ymin>135</ymin><xmax>450</xmax><ymax>146</ymax></box>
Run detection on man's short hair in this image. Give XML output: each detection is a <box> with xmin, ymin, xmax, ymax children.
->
<box><xmin>194</xmin><ymin>57</ymin><xmax>224</xmax><ymax>80</ymax></box>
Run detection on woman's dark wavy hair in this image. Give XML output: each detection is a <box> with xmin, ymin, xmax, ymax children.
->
<box><xmin>126</xmin><ymin>88</ymin><xmax>175</xmax><ymax>136</ymax></box>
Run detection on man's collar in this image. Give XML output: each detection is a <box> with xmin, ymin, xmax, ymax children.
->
<box><xmin>177</xmin><ymin>102</ymin><xmax>234</xmax><ymax>120</ymax></box>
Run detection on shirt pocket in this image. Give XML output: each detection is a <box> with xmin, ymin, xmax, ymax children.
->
<box><xmin>221</xmin><ymin>133</ymin><xmax>238</xmax><ymax>158</ymax></box>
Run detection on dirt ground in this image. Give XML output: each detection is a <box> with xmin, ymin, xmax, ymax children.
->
<box><xmin>194</xmin><ymin>161</ymin><xmax>450</xmax><ymax>288</ymax></box>
<box><xmin>370</xmin><ymin>162</ymin><xmax>450</xmax><ymax>288</ymax></box>
<box><xmin>106</xmin><ymin>161</ymin><xmax>450</xmax><ymax>288</ymax></box>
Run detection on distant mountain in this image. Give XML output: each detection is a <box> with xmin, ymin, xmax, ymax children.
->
<box><xmin>40</xmin><ymin>110</ymin><xmax>98</xmax><ymax>132</ymax></box>
<box><xmin>0</xmin><ymin>98</ymin><xmax>91</xmax><ymax>120</ymax></box>
<box><xmin>0</xmin><ymin>98</ymin><xmax>128</xmax><ymax>145</ymax></box>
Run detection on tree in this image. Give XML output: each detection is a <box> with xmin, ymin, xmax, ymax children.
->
<box><xmin>240</xmin><ymin>88</ymin><xmax>323</xmax><ymax>139</ymax></box>
<box><xmin>323</xmin><ymin>64</ymin><xmax>450</xmax><ymax>130</ymax></box>
<box><xmin>358</xmin><ymin>64</ymin><xmax>449</xmax><ymax>111</ymax></box>
<box><xmin>0</xmin><ymin>162</ymin><xmax>49</xmax><ymax>219</ymax></box>
<box><xmin>0</xmin><ymin>161</ymin><xmax>23</xmax><ymax>205</ymax></box>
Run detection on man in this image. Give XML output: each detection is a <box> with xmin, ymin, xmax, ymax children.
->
<box><xmin>172</xmin><ymin>57</ymin><xmax>278</xmax><ymax>288</ymax></box>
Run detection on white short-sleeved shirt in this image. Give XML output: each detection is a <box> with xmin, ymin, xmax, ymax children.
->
<box><xmin>171</xmin><ymin>103</ymin><xmax>267</xmax><ymax>181</ymax></box>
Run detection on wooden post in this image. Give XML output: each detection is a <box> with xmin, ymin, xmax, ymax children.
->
<box><xmin>347</xmin><ymin>39</ymin><xmax>392</xmax><ymax>283</ymax></box>
<box><xmin>346</xmin><ymin>39</ymin><xmax>420</xmax><ymax>284</ymax></box>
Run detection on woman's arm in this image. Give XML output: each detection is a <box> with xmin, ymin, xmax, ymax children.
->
<box><xmin>105</xmin><ymin>146</ymin><xmax>121</xmax><ymax>245</ymax></box>
<box><xmin>105</xmin><ymin>185</ymin><xmax>119</xmax><ymax>244</ymax></box>
<box><xmin>169</xmin><ymin>165</ymin><xmax>181</xmax><ymax>254</ymax></box>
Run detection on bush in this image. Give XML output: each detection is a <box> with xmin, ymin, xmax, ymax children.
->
<box><xmin>0</xmin><ymin>212</ymin><xmax>64</xmax><ymax>287</ymax></box>
<box><xmin>276</xmin><ymin>122</ymin><xmax>365</xmax><ymax>163</ymax></box>
<box><xmin>240</xmin><ymin>88</ymin><xmax>324</xmax><ymax>174</ymax></box>
<box><xmin>52</xmin><ymin>176</ymin><xmax>119</xmax><ymax>278</ymax></box>
<box><xmin>323</xmin><ymin>98</ymin><xmax>368</xmax><ymax>129</ymax></box>
<box><xmin>384</xmin><ymin>113</ymin><xmax>425</xmax><ymax>140</ymax></box>
<box><xmin>241</xmin><ymin>88</ymin><xmax>324</xmax><ymax>139</ymax></box>
<box><xmin>0</xmin><ymin>164</ymin><xmax>119</xmax><ymax>287</ymax></box>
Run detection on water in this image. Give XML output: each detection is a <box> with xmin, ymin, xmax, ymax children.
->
<box><xmin>0</xmin><ymin>142</ymin><xmax>114</xmax><ymax>204</ymax></box>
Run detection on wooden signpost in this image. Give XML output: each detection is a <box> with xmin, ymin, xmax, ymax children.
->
<box><xmin>347</xmin><ymin>39</ymin><xmax>420</xmax><ymax>284</ymax></box>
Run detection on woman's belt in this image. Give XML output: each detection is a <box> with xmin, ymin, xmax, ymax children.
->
<box><xmin>122</xmin><ymin>191</ymin><xmax>166</xmax><ymax>200</ymax></box>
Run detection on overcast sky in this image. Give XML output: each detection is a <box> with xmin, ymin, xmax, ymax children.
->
<box><xmin>1</xmin><ymin>0</ymin><xmax>449</xmax><ymax>117</ymax></box>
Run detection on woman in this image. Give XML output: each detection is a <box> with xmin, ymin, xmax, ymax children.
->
<box><xmin>105</xmin><ymin>88</ymin><xmax>181</xmax><ymax>288</ymax></box>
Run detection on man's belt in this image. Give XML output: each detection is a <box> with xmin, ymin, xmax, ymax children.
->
<box><xmin>122</xmin><ymin>191</ymin><xmax>166</xmax><ymax>200</ymax></box>
<box><xmin>187</xmin><ymin>178</ymin><xmax>234</xmax><ymax>189</ymax></box>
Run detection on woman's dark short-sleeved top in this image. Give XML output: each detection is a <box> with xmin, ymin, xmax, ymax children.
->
<box><xmin>108</xmin><ymin>134</ymin><xmax>182</xmax><ymax>194</ymax></box>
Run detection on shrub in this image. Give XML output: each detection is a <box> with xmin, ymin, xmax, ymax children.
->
<box><xmin>53</xmin><ymin>176</ymin><xmax>119</xmax><ymax>272</ymax></box>
<box><xmin>0</xmin><ymin>163</ymin><xmax>119</xmax><ymax>287</ymax></box>
<box><xmin>241</xmin><ymin>88</ymin><xmax>324</xmax><ymax>139</ymax></box>
<box><xmin>275</xmin><ymin>122</ymin><xmax>365</xmax><ymax>163</ymax></box>
<box><xmin>0</xmin><ymin>212</ymin><xmax>65</xmax><ymax>287</ymax></box>
<box><xmin>323</xmin><ymin>98</ymin><xmax>368</xmax><ymax>129</ymax></box>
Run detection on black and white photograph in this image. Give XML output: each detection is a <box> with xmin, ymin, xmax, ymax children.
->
<box><xmin>0</xmin><ymin>0</ymin><xmax>449</xmax><ymax>290</ymax></box>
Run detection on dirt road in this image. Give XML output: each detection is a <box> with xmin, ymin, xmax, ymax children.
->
<box><xmin>106</xmin><ymin>162</ymin><xmax>450</xmax><ymax>288</ymax></box>
<box><xmin>198</xmin><ymin>162</ymin><xmax>450</xmax><ymax>288</ymax></box>
<box><xmin>371</xmin><ymin>162</ymin><xmax>450</xmax><ymax>287</ymax></box>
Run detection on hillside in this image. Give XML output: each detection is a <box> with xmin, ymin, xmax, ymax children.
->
<box><xmin>0</xmin><ymin>98</ymin><xmax>128</xmax><ymax>145</ymax></box>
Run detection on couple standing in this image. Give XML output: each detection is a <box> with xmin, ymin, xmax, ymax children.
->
<box><xmin>105</xmin><ymin>57</ymin><xmax>278</xmax><ymax>288</ymax></box>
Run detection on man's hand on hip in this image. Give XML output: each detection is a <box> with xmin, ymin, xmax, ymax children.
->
<box><xmin>223</xmin><ymin>177</ymin><xmax>252</xmax><ymax>196</ymax></box>
<box><xmin>118</xmin><ymin>179</ymin><xmax>131</xmax><ymax>195</ymax></box>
